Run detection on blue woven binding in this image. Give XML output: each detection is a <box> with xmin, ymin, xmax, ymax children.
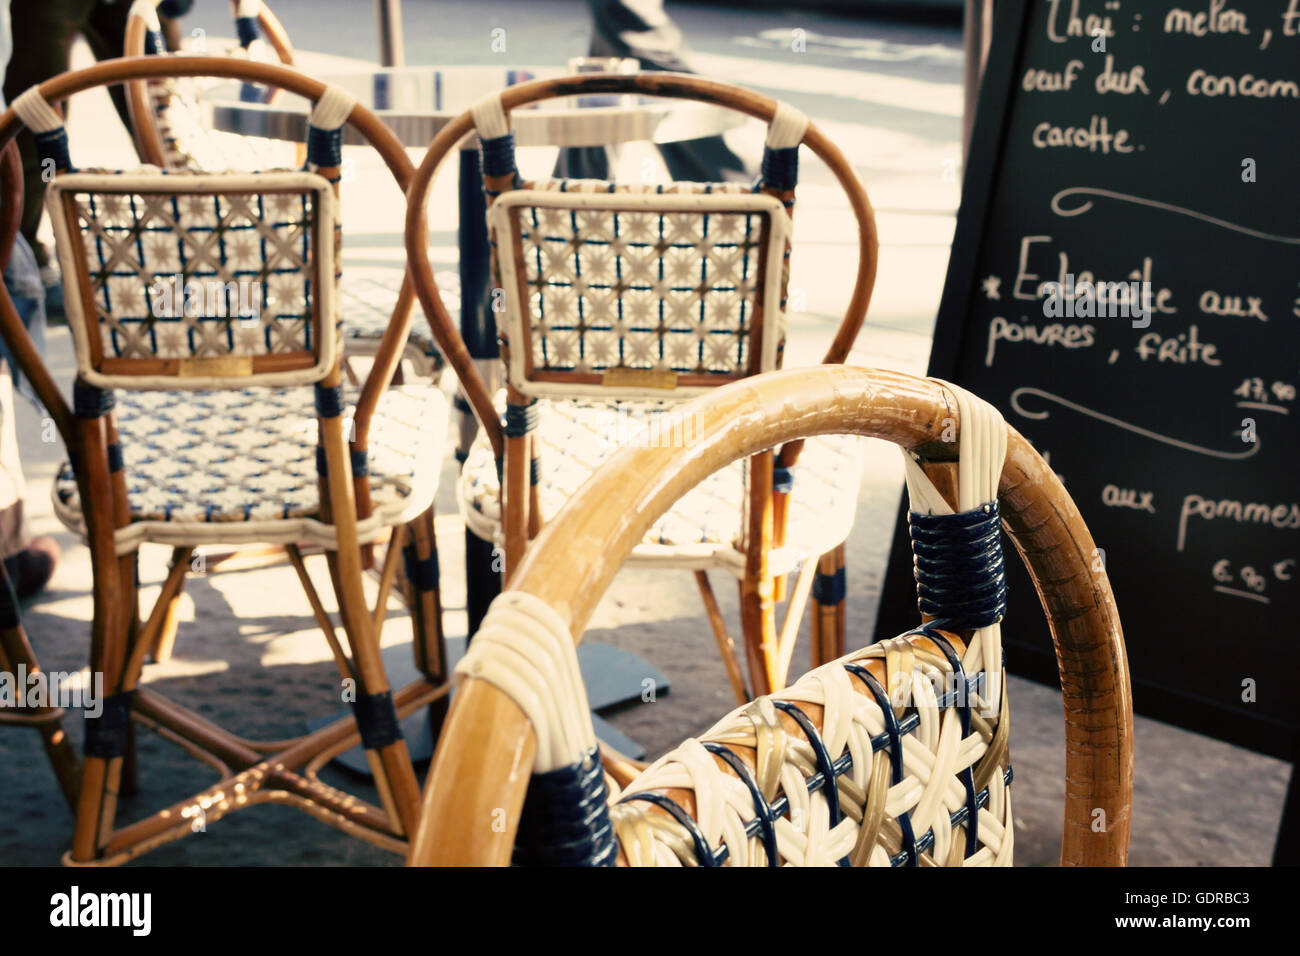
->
<box><xmin>235</xmin><ymin>15</ymin><xmax>260</xmax><ymax>47</ymax></box>
<box><xmin>143</xmin><ymin>29</ymin><xmax>165</xmax><ymax>55</ymax></box>
<box><xmin>33</xmin><ymin>129</ymin><xmax>72</xmax><ymax>172</ymax></box>
<box><xmin>514</xmin><ymin>747</ymin><xmax>617</xmax><ymax>866</ymax></box>
<box><xmin>503</xmin><ymin>400</ymin><xmax>538</xmax><ymax>437</ymax></box>
<box><xmin>349</xmin><ymin>690</ymin><xmax>403</xmax><ymax>750</ymax></box>
<box><xmin>760</xmin><ymin>145</ymin><xmax>799</xmax><ymax>192</ymax></box>
<box><xmin>479</xmin><ymin>133</ymin><xmax>517</xmax><ymax>179</ymax></box>
<box><xmin>314</xmin><ymin>384</ymin><xmax>344</xmax><ymax>418</ymax></box>
<box><xmin>812</xmin><ymin>565</ymin><xmax>846</xmax><ymax>605</ymax></box>
<box><xmin>83</xmin><ymin>691</ymin><xmax>136</xmax><ymax>758</ymax></box>
<box><xmin>402</xmin><ymin>544</ymin><xmax>439</xmax><ymax>593</ymax></box>
<box><xmin>72</xmin><ymin>381</ymin><xmax>114</xmax><ymax>418</ymax></box>
<box><xmin>350</xmin><ymin>448</ymin><xmax>368</xmax><ymax>477</ymax></box>
<box><xmin>316</xmin><ymin>447</ymin><xmax>367</xmax><ymax>478</ymax></box>
<box><xmin>908</xmin><ymin>502</ymin><xmax>1006</xmax><ymax>630</ymax></box>
<box><xmin>773</xmin><ymin>464</ymin><xmax>795</xmax><ymax>493</ymax></box>
<box><xmin>307</xmin><ymin>124</ymin><xmax>343</xmax><ymax>168</ymax></box>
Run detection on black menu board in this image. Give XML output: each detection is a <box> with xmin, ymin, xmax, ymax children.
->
<box><xmin>874</xmin><ymin>0</ymin><xmax>1300</xmax><ymax>763</ymax></box>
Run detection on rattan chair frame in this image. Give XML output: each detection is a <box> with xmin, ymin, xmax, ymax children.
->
<box><xmin>409</xmin><ymin>365</ymin><xmax>1134</xmax><ymax>866</ymax></box>
<box><xmin>404</xmin><ymin>72</ymin><xmax>881</xmax><ymax>701</ymax></box>
<box><xmin>124</xmin><ymin>0</ymin><xmax>296</xmax><ymax>170</ymax></box>
<box><xmin>0</xmin><ymin>56</ymin><xmax>447</xmax><ymax>865</ymax></box>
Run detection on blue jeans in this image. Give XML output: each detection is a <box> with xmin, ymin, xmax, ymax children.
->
<box><xmin>1</xmin><ymin>232</ymin><xmax>47</xmax><ymax>409</ymax></box>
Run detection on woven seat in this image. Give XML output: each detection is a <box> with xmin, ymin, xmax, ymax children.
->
<box><xmin>52</xmin><ymin>383</ymin><xmax>445</xmax><ymax>550</ymax></box>
<box><xmin>458</xmin><ymin>397</ymin><xmax>860</xmax><ymax>570</ymax></box>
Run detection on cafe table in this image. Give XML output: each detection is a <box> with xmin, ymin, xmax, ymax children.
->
<box><xmin>203</xmin><ymin>65</ymin><xmax>743</xmax><ymax>764</ymax></box>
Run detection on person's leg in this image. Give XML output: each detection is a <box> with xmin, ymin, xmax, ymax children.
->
<box><xmin>0</xmin><ymin>360</ymin><xmax>58</xmax><ymax>599</ymax></box>
<box><xmin>158</xmin><ymin>0</ymin><xmax>196</xmax><ymax>53</ymax></box>
<box><xmin>1</xmin><ymin>235</ymin><xmax>46</xmax><ymax>407</ymax></box>
<box><xmin>0</xmin><ymin>234</ymin><xmax>60</xmax><ymax>599</ymax></box>
<box><xmin>583</xmin><ymin>0</ymin><xmax>752</xmax><ymax>183</ymax></box>
<box><xmin>4</xmin><ymin>0</ymin><xmax>95</xmax><ymax>269</ymax></box>
<box><xmin>587</xmin><ymin>0</ymin><xmax>691</xmax><ymax>71</ymax></box>
<box><xmin>80</xmin><ymin>0</ymin><xmax>135</xmax><ymax>131</ymax></box>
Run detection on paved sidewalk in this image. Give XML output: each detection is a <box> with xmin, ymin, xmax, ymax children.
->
<box><xmin>0</xmin><ymin>27</ymin><xmax>1288</xmax><ymax>867</ymax></box>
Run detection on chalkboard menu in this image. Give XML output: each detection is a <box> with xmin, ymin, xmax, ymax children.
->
<box><xmin>875</xmin><ymin>0</ymin><xmax>1300</xmax><ymax>760</ymax></box>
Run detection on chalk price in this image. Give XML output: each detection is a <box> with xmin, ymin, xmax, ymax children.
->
<box><xmin>1234</xmin><ymin>377</ymin><xmax>1295</xmax><ymax>414</ymax></box>
<box><xmin>1212</xmin><ymin>558</ymin><xmax>1294</xmax><ymax>604</ymax></box>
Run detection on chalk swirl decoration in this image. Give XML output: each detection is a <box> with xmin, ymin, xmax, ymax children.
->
<box><xmin>1051</xmin><ymin>187</ymin><xmax>1300</xmax><ymax>245</ymax></box>
<box><xmin>1010</xmin><ymin>388</ymin><xmax>1260</xmax><ymax>461</ymax></box>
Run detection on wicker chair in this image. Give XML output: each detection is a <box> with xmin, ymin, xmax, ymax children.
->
<box><xmin>410</xmin><ymin>366</ymin><xmax>1134</xmax><ymax>866</ymax></box>
<box><xmin>0</xmin><ymin>57</ymin><xmax>450</xmax><ymax>865</ymax></box>
<box><xmin>124</xmin><ymin>0</ymin><xmax>297</xmax><ymax>172</ymax></box>
<box><xmin>122</xmin><ymin>0</ymin><xmax>444</xmax><ymax>376</ymax></box>
<box><xmin>405</xmin><ymin>73</ymin><xmax>880</xmax><ymax>704</ymax></box>
<box><xmin>0</xmin><ymin>142</ymin><xmax>80</xmax><ymax>811</ymax></box>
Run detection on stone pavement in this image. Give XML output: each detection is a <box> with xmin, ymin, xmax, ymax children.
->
<box><xmin>0</xmin><ymin>28</ymin><xmax>1288</xmax><ymax>867</ymax></box>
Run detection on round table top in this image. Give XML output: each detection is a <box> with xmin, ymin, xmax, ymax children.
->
<box><xmin>204</xmin><ymin>65</ymin><xmax>745</xmax><ymax>149</ymax></box>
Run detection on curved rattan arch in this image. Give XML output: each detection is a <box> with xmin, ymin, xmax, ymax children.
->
<box><xmin>123</xmin><ymin>0</ymin><xmax>296</xmax><ymax>168</ymax></box>
<box><xmin>404</xmin><ymin>71</ymin><xmax>881</xmax><ymax>464</ymax></box>
<box><xmin>410</xmin><ymin>365</ymin><xmax>1134</xmax><ymax>867</ymax></box>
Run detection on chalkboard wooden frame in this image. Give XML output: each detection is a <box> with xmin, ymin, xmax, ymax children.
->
<box><xmin>874</xmin><ymin>0</ymin><xmax>1297</xmax><ymax>759</ymax></box>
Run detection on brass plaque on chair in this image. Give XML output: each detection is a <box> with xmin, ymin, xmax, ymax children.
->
<box><xmin>177</xmin><ymin>355</ymin><xmax>254</xmax><ymax>377</ymax></box>
<box><xmin>601</xmin><ymin>367</ymin><xmax>677</xmax><ymax>390</ymax></box>
<box><xmin>178</xmin><ymin>356</ymin><xmax>253</xmax><ymax>377</ymax></box>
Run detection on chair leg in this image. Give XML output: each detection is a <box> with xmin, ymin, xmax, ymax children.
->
<box><xmin>404</xmin><ymin>506</ymin><xmax>449</xmax><ymax>739</ymax></box>
<box><xmin>811</xmin><ymin>543</ymin><xmax>847</xmax><ymax>668</ymax></box>
<box><xmin>150</xmin><ymin>547</ymin><xmax>190</xmax><ymax>663</ymax></box>
<box><xmin>694</xmin><ymin>570</ymin><xmax>749</xmax><ymax>705</ymax></box>
<box><xmin>738</xmin><ymin>575</ymin><xmax>779</xmax><ymax>699</ymax></box>
<box><xmin>323</xmin><ymin>550</ymin><xmax>422</xmax><ymax>838</ymax></box>
<box><xmin>120</xmin><ymin>557</ymin><xmax>141</xmax><ymax>797</ymax></box>
<box><xmin>0</xmin><ymin>591</ymin><xmax>81</xmax><ymax>811</ymax></box>
<box><xmin>739</xmin><ymin>450</ymin><xmax>779</xmax><ymax>697</ymax></box>
<box><xmin>70</xmin><ymin>550</ymin><xmax>131</xmax><ymax>862</ymax></box>
<box><xmin>36</xmin><ymin>713</ymin><xmax>81</xmax><ymax>811</ymax></box>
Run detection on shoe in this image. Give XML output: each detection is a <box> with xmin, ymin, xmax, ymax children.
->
<box><xmin>3</xmin><ymin>536</ymin><xmax>60</xmax><ymax>603</ymax></box>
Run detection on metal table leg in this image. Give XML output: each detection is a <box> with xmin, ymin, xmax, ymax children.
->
<box><xmin>455</xmin><ymin>144</ymin><xmax>502</xmax><ymax>640</ymax></box>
